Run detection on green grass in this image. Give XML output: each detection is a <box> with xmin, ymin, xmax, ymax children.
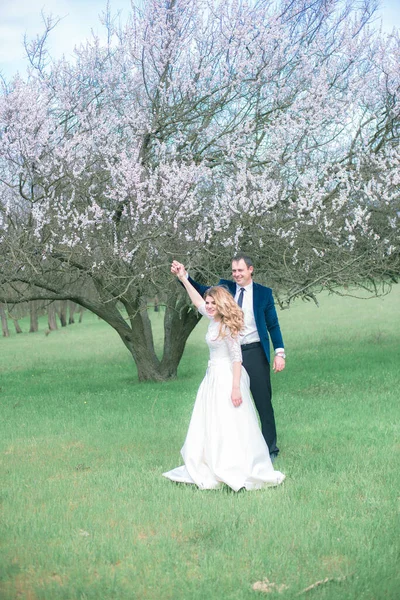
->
<box><xmin>0</xmin><ymin>288</ymin><xmax>399</xmax><ymax>599</ymax></box>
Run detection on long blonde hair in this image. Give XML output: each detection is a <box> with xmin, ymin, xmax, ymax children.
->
<box><xmin>204</xmin><ymin>286</ymin><xmax>244</xmax><ymax>339</ymax></box>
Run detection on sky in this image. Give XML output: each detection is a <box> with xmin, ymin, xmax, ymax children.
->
<box><xmin>0</xmin><ymin>0</ymin><xmax>399</xmax><ymax>80</ymax></box>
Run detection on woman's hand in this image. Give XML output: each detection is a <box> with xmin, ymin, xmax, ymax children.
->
<box><xmin>231</xmin><ymin>385</ymin><xmax>242</xmax><ymax>407</ymax></box>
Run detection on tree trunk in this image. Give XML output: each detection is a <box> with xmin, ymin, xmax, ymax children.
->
<box><xmin>68</xmin><ymin>301</ymin><xmax>77</xmax><ymax>324</ymax></box>
<box><xmin>0</xmin><ymin>303</ymin><xmax>10</xmax><ymax>337</ymax></box>
<box><xmin>87</xmin><ymin>289</ymin><xmax>201</xmax><ymax>382</ymax></box>
<box><xmin>8</xmin><ymin>305</ymin><xmax>24</xmax><ymax>333</ymax></box>
<box><xmin>160</xmin><ymin>292</ymin><xmax>201</xmax><ymax>379</ymax></box>
<box><xmin>123</xmin><ymin>299</ymin><xmax>166</xmax><ymax>381</ymax></box>
<box><xmin>12</xmin><ymin>318</ymin><xmax>23</xmax><ymax>334</ymax></box>
<box><xmin>48</xmin><ymin>302</ymin><xmax>58</xmax><ymax>330</ymax></box>
<box><xmin>121</xmin><ymin>289</ymin><xmax>200</xmax><ymax>381</ymax></box>
<box><xmin>57</xmin><ymin>300</ymin><xmax>68</xmax><ymax>327</ymax></box>
<box><xmin>29</xmin><ymin>300</ymin><xmax>39</xmax><ymax>333</ymax></box>
<box><xmin>68</xmin><ymin>294</ymin><xmax>164</xmax><ymax>382</ymax></box>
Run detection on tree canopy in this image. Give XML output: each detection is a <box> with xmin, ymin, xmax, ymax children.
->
<box><xmin>0</xmin><ymin>0</ymin><xmax>399</xmax><ymax>379</ymax></box>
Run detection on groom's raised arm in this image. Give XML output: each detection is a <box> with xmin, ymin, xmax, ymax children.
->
<box><xmin>187</xmin><ymin>276</ymin><xmax>210</xmax><ymax>298</ymax></box>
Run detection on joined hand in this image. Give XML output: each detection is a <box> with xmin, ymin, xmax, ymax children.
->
<box><xmin>171</xmin><ymin>260</ymin><xmax>187</xmax><ymax>280</ymax></box>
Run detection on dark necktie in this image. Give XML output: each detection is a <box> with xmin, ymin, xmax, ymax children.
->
<box><xmin>237</xmin><ymin>287</ymin><xmax>245</xmax><ymax>308</ymax></box>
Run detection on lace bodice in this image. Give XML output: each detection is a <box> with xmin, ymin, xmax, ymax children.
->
<box><xmin>198</xmin><ymin>302</ymin><xmax>242</xmax><ymax>364</ymax></box>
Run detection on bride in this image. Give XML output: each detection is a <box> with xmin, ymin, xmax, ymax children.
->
<box><xmin>163</xmin><ymin>263</ymin><xmax>285</xmax><ymax>492</ymax></box>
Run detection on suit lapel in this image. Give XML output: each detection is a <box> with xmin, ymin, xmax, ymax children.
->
<box><xmin>252</xmin><ymin>283</ymin><xmax>261</xmax><ymax>329</ymax></box>
<box><xmin>252</xmin><ymin>282</ymin><xmax>259</xmax><ymax>310</ymax></box>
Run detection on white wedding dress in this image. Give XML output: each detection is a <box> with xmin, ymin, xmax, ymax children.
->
<box><xmin>163</xmin><ymin>303</ymin><xmax>285</xmax><ymax>491</ymax></box>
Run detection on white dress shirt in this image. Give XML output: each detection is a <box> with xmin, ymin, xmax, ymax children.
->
<box><xmin>235</xmin><ymin>282</ymin><xmax>284</xmax><ymax>354</ymax></box>
<box><xmin>234</xmin><ymin>283</ymin><xmax>260</xmax><ymax>345</ymax></box>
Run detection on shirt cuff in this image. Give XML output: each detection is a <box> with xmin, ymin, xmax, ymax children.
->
<box><xmin>274</xmin><ymin>348</ymin><xmax>285</xmax><ymax>354</ymax></box>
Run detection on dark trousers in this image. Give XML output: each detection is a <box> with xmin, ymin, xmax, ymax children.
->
<box><xmin>241</xmin><ymin>343</ymin><xmax>279</xmax><ymax>456</ymax></box>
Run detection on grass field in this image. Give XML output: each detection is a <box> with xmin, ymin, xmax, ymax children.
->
<box><xmin>0</xmin><ymin>288</ymin><xmax>399</xmax><ymax>599</ymax></box>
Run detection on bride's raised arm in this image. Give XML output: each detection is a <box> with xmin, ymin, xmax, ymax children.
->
<box><xmin>171</xmin><ymin>260</ymin><xmax>204</xmax><ymax>309</ymax></box>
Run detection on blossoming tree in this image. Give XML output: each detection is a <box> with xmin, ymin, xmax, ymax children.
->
<box><xmin>0</xmin><ymin>0</ymin><xmax>399</xmax><ymax>380</ymax></box>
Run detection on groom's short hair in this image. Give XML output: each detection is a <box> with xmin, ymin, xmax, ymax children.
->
<box><xmin>232</xmin><ymin>253</ymin><xmax>254</xmax><ymax>269</ymax></box>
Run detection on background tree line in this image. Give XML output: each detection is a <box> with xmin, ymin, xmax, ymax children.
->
<box><xmin>0</xmin><ymin>299</ymin><xmax>84</xmax><ymax>337</ymax></box>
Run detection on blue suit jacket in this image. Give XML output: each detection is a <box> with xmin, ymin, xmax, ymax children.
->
<box><xmin>188</xmin><ymin>277</ymin><xmax>284</xmax><ymax>364</ymax></box>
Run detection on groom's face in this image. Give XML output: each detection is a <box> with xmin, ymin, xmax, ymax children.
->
<box><xmin>232</xmin><ymin>259</ymin><xmax>253</xmax><ymax>287</ymax></box>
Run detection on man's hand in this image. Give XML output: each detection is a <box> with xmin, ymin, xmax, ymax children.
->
<box><xmin>231</xmin><ymin>386</ymin><xmax>243</xmax><ymax>407</ymax></box>
<box><xmin>273</xmin><ymin>355</ymin><xmax>285</xmax><ymax>373</ymax></box>
<box><xmin>171</xmin><ymin>260</ymin><xmax>187</xmax><ymax>279</ymax></box>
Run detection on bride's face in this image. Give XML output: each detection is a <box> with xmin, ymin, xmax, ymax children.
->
<box><xmin>205</xmin><ymin>296</ymin><xmax>219</xmax><ymax>319</ymax></box>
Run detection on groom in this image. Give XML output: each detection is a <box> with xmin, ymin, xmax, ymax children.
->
<box><xmin>172</xmin><ymin>253</ymin><xmax>286</xmax><ymax>460</ymax></box>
